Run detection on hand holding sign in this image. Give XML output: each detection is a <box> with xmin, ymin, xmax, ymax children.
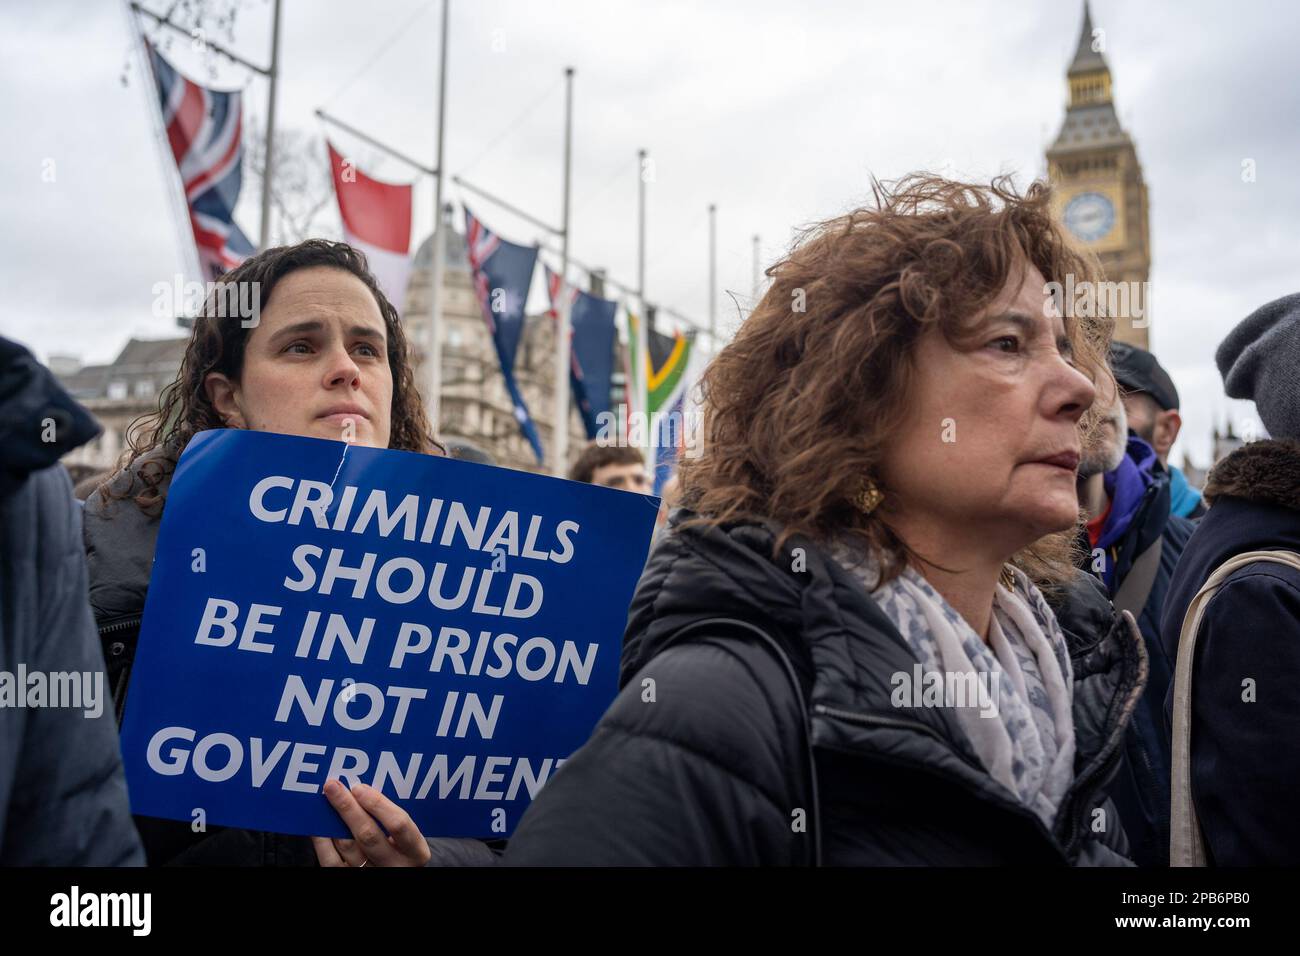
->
<box><xmin>118</xmin><ymin>430</ymin><xmax>659</xmax><ymax>840</ymax></box>
<box><xmin>312</xmin><ymin>781</ymin><xmax>430</xmax><ymax>867</ymax></box>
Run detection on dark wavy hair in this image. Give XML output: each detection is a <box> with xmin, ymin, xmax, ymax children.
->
<box><xmin>679</xmin><ymin>173</ymin><xmax>1115</xmax><ymax>587</ymax></box>
<box><xmin>104</xmin><ymin>239</ymin><xmax>441</xmax><ymax>512</ymax></box>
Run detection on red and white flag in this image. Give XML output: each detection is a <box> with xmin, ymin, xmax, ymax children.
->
<box><xmin>327</xmin><ymin>141</ymin><xmax>413</xmax><ymax>311</ymax></box>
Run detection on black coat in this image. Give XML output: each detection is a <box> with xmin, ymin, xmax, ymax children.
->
<box><xmin>505</xmin><ymin>514</ymin><xmax>1146</xmax><ymax>866</ymax></box>
<box><xmin>0</xmin><ymin>336</ymin><xmax>142</xmax><ymax>865</ymax></box>
<box><xmin>1159</xmin><ymin>438</ymin><xmax>1300</xmax><ymax>866</ymax></box>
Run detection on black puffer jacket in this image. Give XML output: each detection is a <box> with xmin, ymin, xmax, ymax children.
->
<box><xmin>505</xmin><ymin>513</ymin><xmax>1147</xmax><ymax>865</ymax></box>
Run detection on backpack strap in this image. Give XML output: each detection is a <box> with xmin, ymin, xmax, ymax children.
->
<box><xmin>1112</xmin><ymin>536</ymin><xmax>1163</xmax><ymax>620</ymax></box>
<box><xmin>1169</xmin><ymin>549</ymin><xmax>1300</xmax><ymax>866</ymax></box>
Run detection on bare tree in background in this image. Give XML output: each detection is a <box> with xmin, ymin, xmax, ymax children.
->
<box><xmin>244</xmin><ymin>126</ymin><xmax>339</xmax><ymax>245</ymax></box>
<box><xmin>121</xmin><ymin>0</ymin><xmax>250</xmax><ymax>85</ymax></box>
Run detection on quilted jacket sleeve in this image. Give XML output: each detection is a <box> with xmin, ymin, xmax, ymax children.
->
<box><xmin>504</xmin><ymin>637</ymin><xmax>814</xmax><ymax>866</ymax></box>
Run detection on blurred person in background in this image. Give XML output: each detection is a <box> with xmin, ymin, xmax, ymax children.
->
<box><xmin>1110</xmin><ymin>342</ymin><xmax>1204</xmax><ymax>519</ymax></box>
<box><xmin>1075</xmin><ymin>368</ymin><xmax>1192</xmax><ymax>866</ymax></box>
<box><xmin>568</xmin><ymin>441</ymin><xmax>650</xmax><ymax>493</ymax></box>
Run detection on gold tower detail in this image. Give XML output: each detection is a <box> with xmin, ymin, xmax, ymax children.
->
<box><xmin>1046</xmin><ymin>2</ymin><xmax>1151</xmax><ymax>348</ymax></box>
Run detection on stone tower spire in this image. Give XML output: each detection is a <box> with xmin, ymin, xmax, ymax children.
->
<box><xmin>1045</xmin><ymin>1</ymin><xmax>1152</xmax><ymax>348</ymax></box>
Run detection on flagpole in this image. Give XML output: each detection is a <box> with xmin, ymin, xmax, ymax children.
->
<box><xmin>122</xmin><ymin>1</ymin><xmax>202</xmax><ymax>288</ymax></box>
<box><xmin>316</xmin><ymin>110</ymin><xmax>437</xmax><ymax>175</ymax></box>
<box><xmin>708</xmin><ymin>203</ymin><xmax>717</xmax><ymax>348</ymax></box>
<box><xmin>553</xmin><ymin>66</ymin><xmax>574</xmax><ymax>478</ymax></box>
<box><xmin>258</xmin><ymin>0</ymin><xmax>282</xmax><ymax>249</ymax></box>
<box><xmin>428</xmin><ymin>0</ymin><xmax>450</xmax><ymax>440</ymax></box>
<box><xmin>637</xmin><ymin>148</ymin><xmax>647</xmax><ymax>307</ymax></box>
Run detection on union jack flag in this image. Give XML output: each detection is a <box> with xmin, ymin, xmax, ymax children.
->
<box><xmin>146</xmin><ymin>41</ymin><xmax>255</xmax><ymax>280</ymax></box>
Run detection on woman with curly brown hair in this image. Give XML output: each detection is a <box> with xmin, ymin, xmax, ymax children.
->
<box><xmin>504</xmin><ymin>175</ymin><xmax>1147</xmax><ymax>866</ymax></box>
<box><xmin>85</xmin><ymin>240</ymin><xmax>492</xmax><ymax>867</ymax></box>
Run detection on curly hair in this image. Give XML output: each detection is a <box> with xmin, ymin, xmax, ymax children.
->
<box><xmin>678</xmin><ymin>173</ymin><xmax>1115</xmax><ymax>588</ymax></box>
<box><xmin>104</xmin><ymin>239</ymin><xmax>442</xmax><ymax>513</ymax></box>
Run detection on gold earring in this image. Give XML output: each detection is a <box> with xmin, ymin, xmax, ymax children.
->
<box><xmin>853</xmin><ymin>479</ymin><xmax>884</xmax><ymax>514</ymax></box>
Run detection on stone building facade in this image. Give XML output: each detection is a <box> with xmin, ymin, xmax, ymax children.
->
<box><xmin>54</xmin><ymin>336</ymin><xmax>187</xmax><ymax>475</ymax></box>
<box><xmin>402</xmin><ymin>215</ymin><xmax>604</xmax><ymax>476</ymax></box>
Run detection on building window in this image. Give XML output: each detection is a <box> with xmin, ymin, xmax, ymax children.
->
<box><xmin>107</xmin><ymin>380</ymin><xmax>128</xmax><ymax>400</ymax></box>
<box><xmin>134</xmin><ymin>379</ymin><xmax>154</xmax><ymax>398</ymax></box>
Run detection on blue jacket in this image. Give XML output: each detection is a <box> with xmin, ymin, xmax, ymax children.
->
<box><xmin>1160</xmin><ymin>439</ymin><xmax>1300</xmax><ymax>865</ymax></box>
<box><xmin>0</xmin><ymin>336</ymin><xmax>143</xmax><ymax>865</ymax></box>
<box><xmin>1168</xmin><ymin>465</ymin><xmax>1206</xmax><ymax>520</ymax></box>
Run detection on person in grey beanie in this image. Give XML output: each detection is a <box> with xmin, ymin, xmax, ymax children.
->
<box><xmin>1157</xmin><ymin>292</ymin><xmax>1300</xmax><ymax>865</ymax></box>
<box><xmin>1216</xmin><ymin>291</ymin><xmax>1300</xmax><ymax>440</ymax></box>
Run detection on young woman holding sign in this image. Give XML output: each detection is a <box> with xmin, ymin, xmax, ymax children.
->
<box><xmin>504</xmin><ymin>175</ymin><xmax>1147</xmax><ymax>866</ymax></box>
<box><xmin>86</xmin><ymin>240</ymin><xmax>492</xmax><ymax>867</ymax></box>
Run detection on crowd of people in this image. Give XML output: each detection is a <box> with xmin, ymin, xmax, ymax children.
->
<box><xmin>1</xmin><ymin>173</ymin><xmax>1296</xmax><ymax>867</ymax></box>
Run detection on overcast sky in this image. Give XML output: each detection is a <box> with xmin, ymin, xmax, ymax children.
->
<box><xmin>2</xmin><ymin>0</ymin><xmax>1295</xmax><ymax>467</ymax></box>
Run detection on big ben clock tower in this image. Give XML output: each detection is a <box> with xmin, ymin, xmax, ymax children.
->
<box><xmin>1047</xmin><ymin>2</ymin><xmax>1151</xmax><ymax>348</ymax></box>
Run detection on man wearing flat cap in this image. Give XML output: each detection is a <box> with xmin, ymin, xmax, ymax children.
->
<box><xmin>1110</xmin><ymin>342</ymin><xmax>1205</xmax><ymax>519</ymax></box>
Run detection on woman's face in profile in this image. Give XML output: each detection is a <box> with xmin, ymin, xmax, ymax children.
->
<box><xmin>204</xmin><ymin>266</ymin><xmax>394</xmax><ymax>449</ymax></box>
<box><xmin>879</xmin><ymin>262</ymin><xmax>1096</xmax><ymax>555</ymax></box>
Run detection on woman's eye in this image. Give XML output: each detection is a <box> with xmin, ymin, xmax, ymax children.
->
<box><xmin>989</xmin><ymin>336</ymin><xmax>1020</xmax><ymax>353</ymax></box>
<box><xmin>284</xmin><ymin>341</ymin><xmax>312</xmax><ymax>354</ymax></box>
<box><xmin>355</xmin><ymin>343</ymin><xmax>381</xmax><ymax>358</ymax></box>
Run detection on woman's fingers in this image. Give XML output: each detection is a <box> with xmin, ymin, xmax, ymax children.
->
<box><xmin>322</xmin><ymin>779</ymin><xmax>398</xmax><ymax>866</ymax></box>
<box><xmin>351</xmin><ymin>783</ymin><xmax>431</xmax><ymax>866</ymax></box>
<box><xmin>312</xmin><ymin>835</ymin><xmax>347</xmax><ymax>867</ymax></box>
<box><xmin>331</xmin><ymin>837</ymin><xmax>367</xmax><ymax>868</ymax></box>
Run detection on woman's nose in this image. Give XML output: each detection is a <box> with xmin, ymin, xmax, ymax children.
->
<box><xmin>324</xmin><ymin>347</ymin><xmax>361</xmax><ymax>389</ymax></box>
<box><xmin>1054</xmin><ymin>358</ymin><xmax>1097</xmax><ymax>423</ymax></box>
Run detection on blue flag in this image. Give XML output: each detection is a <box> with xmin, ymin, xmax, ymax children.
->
<box><xmin>117</xmin><ymin>430</ymin><xmax>659</xmax><ymax>839</ymax></box>
<box><xmin>546</xmin><ymin>266</ymin><xmax>618</xmax><ymax>439</ymax></box>
<box><xmin>464</xmin><ymin>206</ymin><xmax>543</xmax><ymax>462</ymax></box>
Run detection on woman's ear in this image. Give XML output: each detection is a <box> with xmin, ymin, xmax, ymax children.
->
<box><xmin>204</xmin><ymin>371</ymin><xmax>246</xmax><ymax>428</ymax></box>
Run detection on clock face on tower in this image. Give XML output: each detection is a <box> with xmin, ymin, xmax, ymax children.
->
<box><xmin>1063</xmin><ymin>191</ymin><xmax>1116</xmax><ymax>243</ymax></box>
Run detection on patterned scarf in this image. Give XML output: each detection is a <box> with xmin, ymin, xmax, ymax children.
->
<box><xmin>833</xmin><ymin>543</ymin><xmax>1077</xmax><ymax>829</ymax></box>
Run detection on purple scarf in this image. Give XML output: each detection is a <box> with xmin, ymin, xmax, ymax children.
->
<box><xmin>1095</xmin><ymin>435</ymin><xmax>1159</xmax><ymax>589</ymax></box>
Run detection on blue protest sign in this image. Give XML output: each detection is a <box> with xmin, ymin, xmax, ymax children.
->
<box><xmin>118</xmin><ymin>429</ymin><xmax>659</xmax><ymax>839</ymax></box>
